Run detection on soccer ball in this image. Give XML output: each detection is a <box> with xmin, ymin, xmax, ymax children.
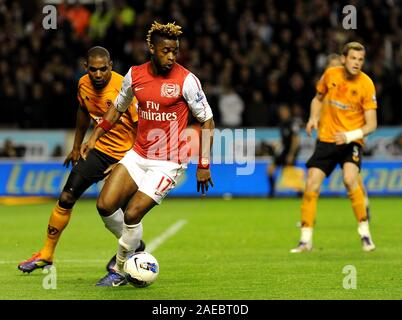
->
<box><xmin>123</xmin><ymin>251</ymin><xmax>159</xmax><ymax>287</ymax></box>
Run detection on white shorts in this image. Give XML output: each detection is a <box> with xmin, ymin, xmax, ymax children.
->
<box><xmin>119</xmin><ymin>149</ymin><xmax>187</xmax><ymax>204</ymax></box>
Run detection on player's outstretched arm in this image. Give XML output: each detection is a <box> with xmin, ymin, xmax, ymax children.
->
<box><xmin>196</xmin><ymin>118</ymin><xmax>215</xmax><ymax>195</ymax></box>
<box><xmin>64</xmin><ymin>106</ymin><xmax>91</xmax><ymax>167</ymax></box>
<box><xmin>80</xmin><ymin>105</ymin><xmax>123</xmax><ymax>160</ymax></box>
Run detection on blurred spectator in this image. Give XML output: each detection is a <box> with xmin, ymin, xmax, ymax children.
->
<box><xmin>218</xmin><ymin>84</ymin><xmax>245</xmax><ymax>128</ymax></box>
<box><xmin>246</xmin><ymin>90</ymin><xmax>269</xmax><ymax>127</ymax></box>
<box><xmin>291</xmin><ymin>103</ymin><xmax>305</xmax><ymax>131</ymax></box>
<box><xmin>88</xmin><ymin>1</ymin><xmax>115</xmax><ymax>41</ymax></box>
<box><xmin>20</xmin><ymin>83</ymin><xmax>46</xmax><ymax>128</ymax></box>
<box><xmin>0</xmin><ymin>139</ymin><xmax>17</xmax><ymax>157</ymax></box>
<box><xmin>267</xmin><ymin>103</ymin><xmax>302</xmax><ymax>197</ymax></box>
<box><xmin>51</xmin><ymin>144</ymin><xmax>63</xmax><ymax>157</ymax></box>
<box><xmin>0</xmin><ymin>0</ymin><xmax>401</xmax><ymax>129</ymax></box>
<box><xmin>386</xmin><ymin>133</ymin><xmax>402</xmax><ymax>156</ymax></box>
<box><xmin>59</xmin><ymin>3</ymin><xmax>91</xmax><ymax>38</ymax></box>
<box><xmin>1</xmin><ymin>79</ymin><xmax>19</xmax><ymax>127</ymax></box>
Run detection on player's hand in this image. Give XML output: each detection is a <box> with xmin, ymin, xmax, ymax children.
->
<box><xmin>196</xmin><ymin>168</ymin><xmax>214</xmax><ymax>196</ymax></box>
<box><xmin>63</xmin><ymin>149</ymin><xmax>80</xmax><ymax>167</ymax></box>
<box><xmin>306</xmin><ymin>118</ymin><xmax>318</xmax><ymax>137</ymax></box>
<box><xmin>80</xmin><ymin>139</ymin><xmax>95</xmax><ymax>161</ymax></box>
<box><xmin>334</xmin><ymin>132</ymin><xmax>347</xmax><ymax>145</ymax></box>
<box><xmin>104</xmin><ymin>163</ymin><xmax>118</xmax><ymax>176</ymax></box>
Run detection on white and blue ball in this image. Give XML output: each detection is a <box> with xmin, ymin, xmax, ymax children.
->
<box><xmin>123</xmin><ymin>251</ymin><xmax>159</xmax><ymax>287</ymax></box>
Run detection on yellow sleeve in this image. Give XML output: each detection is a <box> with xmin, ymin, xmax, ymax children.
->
<box><xmin>316</xmin><ymin>69</ymin><xmax>329</xmax><ymax>95</ymax></box>
<box><xmin>362</xmin><ymin>78</ymin><xmax>377</xmax><ymax>110</ymax></box>
<box><xmin>77</xmin><ymin>85</ymin><xmax>85</xmax><ymax>109</ymax></box>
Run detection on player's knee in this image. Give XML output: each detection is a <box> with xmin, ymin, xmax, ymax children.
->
<box><xmin>343</xmin><ymin>175</ymin><xmax>357</xmax><ymax>190</ymax></box>
<box><xmin>305</xmin><ymin>179</ymin><xmax>320</xmax><ymax>193</ymax></box>
<box><xmin>58</xmin><ymin>191</ymin><xmax>77</xmax><ymax>209</ymax></box>
<box><xmin>96</xmin><ymin>196</ymin><xmax>116</xmax><ymax>217</ymax></box>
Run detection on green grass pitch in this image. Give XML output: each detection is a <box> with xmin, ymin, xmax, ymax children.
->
<box><xmin>0</xmin><ymin>197</ymin><xmax>401</xmax><ymax>300</ymax></box>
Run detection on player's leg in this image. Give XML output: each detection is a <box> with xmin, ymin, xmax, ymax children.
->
<box><xmin>343</xmin><ymin>162</ymin><xmax>375</xmax><ymax>251</ymax></box>
<box><xmin>96</xmin><ymin>163</ymin><xmax>147</xmax><ymax>272</ymax></box>
<box><xmin>291</xmin><ymin>141</ymin><xmax>336</xmax><ymax>253</ymax></box>
<box><xmin>358</xmin><ymin>174</ymin><xmax>371</xmax><ymax>221</ymax></box>
<box><xmin>301</xmin><ymin>168</ymin><xmax>326</xmax><ymax>227</ymax></box>
<box><xmin>96</xmin><ymin>163</ymin><xmax>138</xmax><ymax>238</ymax></box>
<box><xmin>343</xmin><ymin>163</ymin><xmax>366</xmax><ymax>220</ymax></box>
<box><xmin>46</xmin><ymin>149</ymin><xmax>120</xmax><ymax>257</ymax></box>
<box><xmin>113</xmin><ymin>191</ymin><xmax>157</xmax><ymax>274</ymax></box>
<box><xmin>269</xmin><ymin>152</ymin><xmax>286</xmax><ymax>198</ymax></box>
<box><xmin>95</xmin><ymin>150</ymin><xmax>150</xmax><ymax>285</ymax></box>
<box><xmin>96</xmin><ymin>154</ymin><xmax>185</xmax><ymax>286</ymax></box>
<box><xmin>112</xmin><ymin>167</ymin><xmax>173</xmax><ymax>277</ymax></box>
<box><xmin>267</xmin><ymin>162</ymin><xmax>277</xmax><ymax>198</ymax></box>
<box><xmin>96</xmin><ymin>191</ymin><xmax>156</xmax><ymax>287</ymax></box>
<box><xmin>290</xmin><ymin>167</ymin><xmax>326</xmax><ymax>253</ymax></box>
<box><xmin>96</xmin><ymin>190</ymin><xmax>156</xmax><ymax>286</ymax></box>
<box><xmin>118</xmin><ymin>165</ymin><xmax>179</xmax><ymax>252</ymax></box>
<box><xmin>18</xmin><ymin>149</ymin><xmax>116</xmax><ymax>273</ymax></box>
<box><xmin>41</xmin><ymin>173</ymin><xmax>94</xmax><ymax>259</ymax></box>
<box><xmin>97</xmin><ymin>150</ymin><xmax>148</xmax><ymax>247</ymax></box>
<box><xmin>17</xmin><ymin>171</ymin><xmax>94</xmax><ymax>273</ymax></box>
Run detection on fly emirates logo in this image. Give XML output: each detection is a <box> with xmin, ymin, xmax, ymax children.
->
<box><xmin>139</xmin><ymin>101</ymin><xmax>178</xmax><ymax>121</ymax></box>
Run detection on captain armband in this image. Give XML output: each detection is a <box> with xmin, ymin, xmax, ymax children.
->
<box><xmin>344</xmin><ymin>129</ymin><xmax>364</xmax><ymax>144</ymax></box>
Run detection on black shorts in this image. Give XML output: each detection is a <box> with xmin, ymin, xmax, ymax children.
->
<box><xmin>306</xmin><ymin>140</ymin><xmax>362</xmax><ymax>177</ymax></box>
<box><xmin>62</xmin><ymin>148</ymin><xmax>119</xmax><ymax>197</ymax></box>
<box><xmin>71</xmin><ymin>148</ymin><xmax>119</xmax><ymax>182</ymax></box>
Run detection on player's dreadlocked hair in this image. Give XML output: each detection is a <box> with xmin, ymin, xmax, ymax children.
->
<box><xmin>146</xmin><ymin>21</ymin><xmax>183</xmax><ymax>47</ymax></box>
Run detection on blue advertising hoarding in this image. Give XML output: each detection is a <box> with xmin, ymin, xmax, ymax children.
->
<box><xmin>0</xmin><ymin>160</ymin><xmax>401</xmax><ymax>197</ymax></box>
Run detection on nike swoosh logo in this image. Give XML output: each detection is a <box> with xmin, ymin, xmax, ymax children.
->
<box><xmin>112</xmin><ymin>280</ymin><xmax>125</xmax><ymax>287</ymax></box>
<box><xmin>134</xmin><ymin>257</ymin><xmax>140</xmax><ymax>272</ymax></box>
<box><xmin>135</xmin><ymin>87</ymin><xmax>144</xmax><ymax>91</ymax></box>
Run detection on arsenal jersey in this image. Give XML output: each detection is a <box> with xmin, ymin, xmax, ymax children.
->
<box><xmin>115</xmin><ymin>62</ymin><xmax>213</xmax><ymax>163</ymax></box>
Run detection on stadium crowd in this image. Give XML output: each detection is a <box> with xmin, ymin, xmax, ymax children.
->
<box><xmin>1</xmin><ymin>0</ymin><xmax>402</xmax><ymax>129</ymax></box>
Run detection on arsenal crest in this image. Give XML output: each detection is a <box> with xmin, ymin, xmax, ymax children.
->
<box><xmin>161</xmin><ymin>83</ymin><xmax>180</xmax><ymax>98</ymax></box>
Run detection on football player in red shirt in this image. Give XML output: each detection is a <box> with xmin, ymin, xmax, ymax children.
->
<box><xmin>81</xmin><ymin>22</ymin><xmax>215</xmax><ymax>286</ymax></box>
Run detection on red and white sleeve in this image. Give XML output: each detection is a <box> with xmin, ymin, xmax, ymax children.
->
<box><xmin>114</xmin><ymin>67</ymin><xmax>134</xmax><ymax>113</ymax></box>
<box><xmin>182</xmin><ymin>73</ymin><xmax>213</xmax><ymax>123</ymax></box>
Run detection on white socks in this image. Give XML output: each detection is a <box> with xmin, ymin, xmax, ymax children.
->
<box><xmin>115</xmin><ymin>222</ymin><xmax>143</xmax><ymax>273</ymax></box>
<box><xmin>358</xmin><ymin>220</ymin><xmax>371</xmax><ymax>238</ymax></box>
<box><xmin>101</xmin><ymin>208</ymin><xmax>124</xmax><ymax>238</ymax></box>
<box><xmin>301</xmin><ymin>227</ymin><xmax>313</xmax><ymax>244</ymax></box>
